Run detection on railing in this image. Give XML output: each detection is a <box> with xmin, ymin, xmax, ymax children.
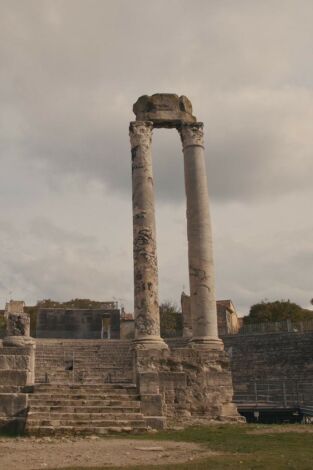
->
<box><xmin>234</xmin><ymin>381</ymin><xmax>313</xmax><ymax>408</ymax></box>
<box><xmin>227</xmin><ymin>319</ymin><xmax>313</xmax><ymax>336</ymax></box>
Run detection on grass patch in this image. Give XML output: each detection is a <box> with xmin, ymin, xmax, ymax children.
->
<box><xmin>47</xmin><ymin>424</ymin><xmax>313</xmax><ymax>470</ymax></box>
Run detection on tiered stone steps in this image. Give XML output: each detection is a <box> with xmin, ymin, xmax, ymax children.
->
<box><xmin>35</xmin><ymin>339</ymin><xmax>134</xmax><ymax>384</ymax></box>
<box><xmin>25</xmin><ymin>340</ymin><xmax>149</xmax><ymax>435</ymax></box>
<box><xmin>26</xmin><ymin>383</ymin><xmax>148</xmax><ymax>435</ymax></box>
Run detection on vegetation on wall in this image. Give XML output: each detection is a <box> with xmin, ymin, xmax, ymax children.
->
<box><xmin>36</xmin><ymin>299</ymin><xmax>113</xmax><ymax>309</ymax></box>
<box><xmin>159</xmin><ymin>301</ymin><xmax>183</xmax><ymax>338</ymax></box>
<box><xmin>0</xmin><ymin>314</ymin><xmax>6</xmax><ymax>338</ymax></box>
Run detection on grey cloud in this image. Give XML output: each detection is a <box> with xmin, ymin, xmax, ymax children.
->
<box><xmin>0</xmin><ymin>215</ymin><xmax>132</xmax><ymax>304</ymax></box>
<box><xmin>215</xmin><ymin>224</ymin><xmax>313</xmax><ymax>314</ymax></box>
<box><xmin>1</xmin><ymin>1</ymin><xmax>313</xmax><ymax>204</ymax></box>
<box><xmin>0</xmin><ymin>1</ymin><xmax>312</xmax><ymax>311</ymax></box>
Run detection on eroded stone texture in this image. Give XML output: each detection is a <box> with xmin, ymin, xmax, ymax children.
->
<box><xmin>4</xmin><ymin>300</ymin><xmax>25</xmax><ymax>319</ymax></box>
<box><xmin>180</xmin><ymin>123</ymin><xmax>222</xmax><ymax>349</ymax></box>
<box><xmin>135</xmin><ymin>347</ymin><xmax>242</xmax><ymax>425</ymax></box>
<box><xmin>0</xmin><ymin>345</ymin><xmax>35</xmax><ymax>433</ymax></box>
<box><xmin>129</xmin><ymin>121</ymin><xmax>166</xmax><ymax>348</ymax></box>
<box><xmin>6</xmin><ymin>312</ymin><xmax>30</xmax><ymax>337</ymax></box>
<box><xmin>133</xmin><ymin>94</ymin><xmax>196</xmax><ymax>128</ymax></box>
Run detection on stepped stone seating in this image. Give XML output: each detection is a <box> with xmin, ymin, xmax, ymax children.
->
<box><xmin>35</xmin><ymin>339</ymin><xmax>134</xmax><ymax>384</ymax></box>
<box><xmin>26</xmin><ymin>383</ymin><xmax>147</xmax><ymax>435</ymax></box>
<box><xmin>26</xmin><ymin>339</ymin><xmax>149</xmax><ymax>435</ymax></box>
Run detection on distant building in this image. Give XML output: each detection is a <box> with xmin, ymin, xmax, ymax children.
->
<box><xmin>181</xmin><ymin>293</ymin><xmax>241</xmax><ymax>337</ymax></box>
<box><xmin>216</xmin><ymin>299</ymin><xmax>240</xmax><ymax>335</ymax></box>
<box><xmin>36</xmin><ymin>307</ymin><xmax>120</xmax><ymax>339</ymax></box>
<box><xmin>120</xmin><ymin>312</ymin><xmax>135</xmax><ymax>339</ymax></box>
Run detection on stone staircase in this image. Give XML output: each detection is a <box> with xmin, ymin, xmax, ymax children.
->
<box><xmin>35</xmin><ymin>339</ymin><xmax>134</xmax><ymax>384</ymax></box>
<box><xmin>25</xmin><ymin>339</ymin><xmax>149</xmax><ymax>435</ymax></box>
<box><xmin>25</xmin><ymin>383</ymin><xmax>147</xmax><ymax>435</ymax></box>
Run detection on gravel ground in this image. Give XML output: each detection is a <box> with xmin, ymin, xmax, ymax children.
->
<box><xmin>0</xmin><ymin>436</ymin><xmax>214</xmax><ymax>469</ymax></box>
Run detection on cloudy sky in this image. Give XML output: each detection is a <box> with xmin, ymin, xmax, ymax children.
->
<box><xmin>0</xmin><ymin>0</ymin><xmax>312</xmax><ymax>315</ymax></box>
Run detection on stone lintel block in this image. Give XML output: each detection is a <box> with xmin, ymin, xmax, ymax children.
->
<box><xmin>138</xmin><ymin>372</ymin><xmax>159</xmax><ymax>395</ymax></box>
<box><xmin>0</xmin><ymin>370</ymin><xmax>29</xmax><ymax>386</ymax></box>
<box><xmin>133</xmin><ymin>94</ymin><xmax>196</xmax><ymax>128</ymax></box>
<box><xmin>0</xmin><ymin>393</ymin><xmax>28</xmax><ymax>417</ymax></box>
<box><xmin>140</xmin><ymin>394</ymin><xmax>163</xmax><ymax>416</ymax></box>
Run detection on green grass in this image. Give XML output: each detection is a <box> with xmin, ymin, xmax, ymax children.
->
<box><xmin>46</xmin><ymin>424</ymin><xmax>313</xmax><ymax>470</ymax></box>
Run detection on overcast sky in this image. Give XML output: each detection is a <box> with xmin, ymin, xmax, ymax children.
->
<box><xmin>0</xmin><ymin>0</ymin><xmax>312</xmax><ymax>315</ymax></box>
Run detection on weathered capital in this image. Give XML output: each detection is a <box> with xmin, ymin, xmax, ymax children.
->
<box><xmin>180</xmin><ymin>122</ymin><xmax>204</xmax><ymax>149</ymax></box>
<box><xmin>129</xmin><ymin>121</ymin><xmax>153</xmax><ymax>149</ymax></box>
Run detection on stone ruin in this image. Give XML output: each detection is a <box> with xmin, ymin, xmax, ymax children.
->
<box><xmin>129</xmin><ymin>93</ymin><xmax>240</xmax><ymax>426</ymax></box>
<box><xmin>130</xmin><ymin>94</ymin><xmax>221</xmax><ymax>350</ymax></box>
<box><xmin>0</xmin><ymin>93</ymin><xmax>241</xmax><ymax>435</ymax></box>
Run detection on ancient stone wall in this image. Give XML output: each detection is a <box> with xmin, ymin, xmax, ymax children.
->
<box><xmin>223</xmin><ymin>331</ymin><xmax>313</xmax><ymax>393</ymax></box>
<box><xmin>0</xmin><ymin>344</ymin><xmax>35</xmax><ymax>433</ymax></box>
<box><xmin>135</xmin><ymin>347</ymin><xmax>240</xmax><ymax>428</ymax></box>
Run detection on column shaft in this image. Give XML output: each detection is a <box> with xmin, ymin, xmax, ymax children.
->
<box><xmin>180</xmin><ymin>123</ymin><xmax>222</xmax><ymax>348</ymax></box>
<box><xmin>129</xmin><ymin>121</ymin><xmax>166</xmax><ymax>348</ymax></box>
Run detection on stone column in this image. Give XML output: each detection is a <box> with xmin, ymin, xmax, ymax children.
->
<box><xmin>180</xmin><ymin>122</ymin><xmax>222</xmax><ymax>349</ymax></box>
<box><xmin>129</xmin><ymin>121</ymin><xmax>167</xmax><ymax>349</ymax></box>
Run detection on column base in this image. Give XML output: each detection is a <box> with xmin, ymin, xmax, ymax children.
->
<box><xmin>189</xmin><ymin>336</ymin><xmax>224</xmax><ymax>350</ymax></box>
<box><xmin>133</xmin><ymin>337</ymin><xmax>169</xmax><ymax>351</ymax></box>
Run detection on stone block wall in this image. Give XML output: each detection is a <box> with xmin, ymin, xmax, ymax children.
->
<box><xmin>135</xmin><ymin>346</ymin><xmax>240</xmax><ymax>428</ymax></box>
<box><xmin>223</xmin><ymin>331</ymin><xmax>313</xmax><ymax>394</ymax></box>
<box><xmin>0</xmin><ymin>344</ymin><xmax>35</xmax><ymax>433</ymax></box>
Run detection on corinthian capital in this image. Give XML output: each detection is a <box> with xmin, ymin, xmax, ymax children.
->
<box><xmin>129</xmin><ymin>121</ymin><xmax>153</xmax><ymax>149</ymax></box>
<box><xmin>179</xmin><ymin>122</ymin><xmax>204</xmax><ymax>148</ymax></box>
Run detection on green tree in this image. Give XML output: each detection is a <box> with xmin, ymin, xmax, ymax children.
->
<box><xmin>36</xmin><ymin>298</ymin><xmax>108</xmax><ymax>309</ymax></box>
<box><xmin>243</xmin><ymin>299</ymin><xmax>313</xmax><ymax>324</ymax></box>
<box><xmin>0</xmin><ymin>314</ymin><xmax>6</xmax><ymax>338</ymax></box>
<box><xmin>159</xmin><ymin>301</ymin><xmax>183</xmax><ymax>338</ymax></box>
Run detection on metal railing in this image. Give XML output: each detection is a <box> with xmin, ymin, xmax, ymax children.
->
<box><xmin>234</xmin><ymin>381</ymin><xmax>313</xmax><ymax>408</ymax></box>
<box><xmin>226</xmin><ymin>319</ymin><xmax>313</xmax><ymax>336</ymax></box>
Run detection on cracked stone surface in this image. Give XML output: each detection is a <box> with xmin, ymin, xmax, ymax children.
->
<box><xmin>130</xmin><ymin>121</ymin><xmax>162</xmax><ymax>343</ymax></box>
<box><xmin>6</xmin><ymin>313</ymin><xmax>30</xmax><ymax>337</ymax></box>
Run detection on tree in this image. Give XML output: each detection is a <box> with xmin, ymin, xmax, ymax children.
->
<box><xmin>159</xmin><ymin>301</ymin><xmax>183</xmax><ymax>338</ymax></box>
<box><xmin>36</xmin><ymin>298</ymin><xmax>108</xmax><ymax>309</ymax></box>
<box><xmin>243</xmin><ymin>300</ymin><xmax>313</xmax><ymax>324</ymax></box>
<box><xmin>0</xmin><ymin>314</ymin><xmax>6</xmax><ymax>338</ymax></box>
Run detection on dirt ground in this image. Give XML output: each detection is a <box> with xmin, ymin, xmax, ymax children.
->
<box><xmin>0</xmin><ymin>436</ymin><xmax>215</xmax><ymax>470</ymax></box>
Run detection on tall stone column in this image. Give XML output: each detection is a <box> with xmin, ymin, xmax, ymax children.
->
<box><xmin>129</xmin><ymin>121</ymin><xmax>167</xmax><ymax>349</ymax></box>
<box><xmin>180</xmin><ymin>122</ymin><xmax>222</xmax><ymax>349</ymax></box>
